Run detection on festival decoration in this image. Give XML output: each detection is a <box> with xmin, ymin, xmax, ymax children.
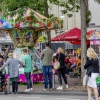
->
<box><xmin>0</xmin><ymin>8</ymin><xmax>63</xmax><ymax>82</ymax></box>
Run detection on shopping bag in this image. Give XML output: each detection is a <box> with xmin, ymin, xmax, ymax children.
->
<box><xmin>83</xmin><ymin>74</ymin><xmax>88</xmax><ymax>87</ymax></box>
<box><xmin>96</xmin><ymin>76</ymin><xmax>100</xmax><ymax>84</ymax></box>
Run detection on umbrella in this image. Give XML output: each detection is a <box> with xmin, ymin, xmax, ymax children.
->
<box><xmin>51</xmin><ymin>27</ymin><xmax>90</xmax><ymax>45</ymax></box>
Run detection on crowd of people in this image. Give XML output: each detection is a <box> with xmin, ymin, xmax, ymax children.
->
<box><xmin>0</xmin><ymin>48</ymin><xmax>33</xmax><ymax>94</ymax></box>
<box><xmin>0</xmin><ymin>44</ymin><xmax>80</xmax><ymax>93</ymax></box>
<box><xmin>41</xmin><ymin>42</ymin><xmax>100</xmax><ymax>100</ymax></box>
<box><xmin>41</xmin><ymin>42</ymin><xmax>81</xmax><ymax>91</ymax></box>
<box><xmin>0</xmin><ymin>43</ymin><xmax>100</xmax><ymax>100</ymax></box>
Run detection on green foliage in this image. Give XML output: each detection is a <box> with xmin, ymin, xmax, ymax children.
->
<box><xmin>0</xmin><ymin>0</ymin><xmax>46</xmax><ymax>17</ymax></box>
<box><xmin>0</xmin><ymin>0</ymin><xmax>81</xmax><ymax>19</ymax></box>
<box><xmin>60</xmin><ymin>0</ymin><xmax>80</xmax><ymax>15</ymax></box>
<box><xmin>0</xmin><ymin>0</ymin><xmax>99</xmax><ymax>23</ymax></box>
<box><xmin>94</xmin><ymin>0</ymin><xmax>100</xmax><ymax>3</ymax></box>
<box><xmin>86</xmin><ymin>10</ymin><xmax>91</xmax><ymax>25</ymax></box>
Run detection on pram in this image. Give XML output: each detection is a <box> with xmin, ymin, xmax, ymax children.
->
<box><xmin>0</xmin><ymin>69</ymin><xmax>7</xmax><ymax>94</ymax></box>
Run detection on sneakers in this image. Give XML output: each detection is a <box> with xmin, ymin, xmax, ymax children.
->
<box><xmin>24</xmin><ymin>88</ymin><xmax>33</xmax><ymax>92</ymax></box>
<box><xmin>11</xmin><ymin>92</ymin><xmax>15</xmax><ymax>94</ymax></box>
<box><xmin>91</xmin><ymin>97</ymin><xmax>94</xmax><ymax>100</ymax></box>
<box><xmin>49</xmin><ymin>88</ymin><xmax>53</xmax><ymax>91</ymax></box>
<box><xmin>66</xmin><ymin>84</ymin><xmax>68</xmax><ymax>88</ymax></box>
<box><xmin>24</xmin><ymin>89</ymin><xmax>30</xmax><ymax>92</ymax></box>
<box><xmin>57</xmin><ymin>86</ymin><xmax>63</xmax><ymax>90</ymax></box>
<box><xmin>42</xmin><ymin>88</ymin><xmax>48</xmax><ymax>91</ymax></box>
<box><xmin>30</xmin><ymin>88</ymin><xmax>33</xmax><ymax>91</ymax></box>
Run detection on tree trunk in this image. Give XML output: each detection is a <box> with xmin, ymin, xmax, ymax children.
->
<box><xmin>80</xmin><ymin>0</ymin><xmax>87</xmax><ymax>79</ymax></box>
<box><xmin>85</xmin><ymin>0</ymin><xmax>89</xmax><ymax>27</ymax></box>
<box><xmin>44</xmin><ymin>0</ymin><xmax>51</xmax><ymax>43</ymax></box>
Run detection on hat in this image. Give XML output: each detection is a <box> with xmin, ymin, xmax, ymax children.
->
<box><xmin>8</xmin><ymin>53</ymin><xmax>13</xmax><ymax>58</ymax></box>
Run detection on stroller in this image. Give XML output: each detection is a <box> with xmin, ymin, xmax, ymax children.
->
<box><xmin>0</xmin><ymin>69</ymin><xmax>7</xmax><ymax>94</ymax></box>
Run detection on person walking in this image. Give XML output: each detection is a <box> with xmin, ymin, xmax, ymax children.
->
<box><xmin>84</xmin><ymin>47</ymin><xmax>99</xmax><ymax>100</ymax></box>
<box><xmin>55</xmin><ymin>47</ymin><xmax>68</xmax><ymax>90</ymax></box>
<box><xmin>22</xmin><ymin>49</ymin><xmax>33</xmax><ymax>92</ymax></box>
<box><xmin>41</xmin><ymin>42</ymin><xmax>53</xmax><ymax>91</ymax></box>
<box><xmin>0</xmin><ymin>53</ymin><xmax>22</xmax><ymax>94</ymax></box>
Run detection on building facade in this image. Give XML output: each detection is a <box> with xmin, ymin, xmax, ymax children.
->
<box><xmin>49</xmin><ymin>0</ymin><xmax>100</xmax><ymax>38</ymax></box>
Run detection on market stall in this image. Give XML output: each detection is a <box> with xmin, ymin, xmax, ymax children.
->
<box><xmin>51</xmin><ymin>27</ymin><xmax>92</xmax><ymax>77</ymax></box>
<box><xmin>86</xmin><ymin>30</ymin><xmax>100</xmax><ymax>53</ymax></box>
<box><xmin>0</xmin><ymin>8</ymin><xmax>63</xmax><ymax>83</ymax></box>
<box><xmin>51</xmin><ymin>27</ymin><xmax>90</xmax><ymax>44</ymax></box>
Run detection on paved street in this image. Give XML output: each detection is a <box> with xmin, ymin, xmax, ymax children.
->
<box><xmin>1</xmin><ymin>74</ymin><xmax>88</xmax><ymax>100</ymax></box>
<box><xmin>0</xmin><ymin>94</ymin><xmax>87</xmax><ymax>100</ymax></box>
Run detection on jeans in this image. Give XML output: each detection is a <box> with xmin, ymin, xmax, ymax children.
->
<box><xmin>12</xmin><ymin>81</ymin><xmax>18</xmax><ymax>93</ymax></box>
<box><xmin>43</xmin><ymin>66</ymin><xmax>53</xmax><ymax>89</ymax></box>
<box><xmin>25</xmin><ymin>72</ymin><xmax>32</xmax><ymax>89</ymax></box>
<box><xmin>57</xmin><ymin>68</ymin><xmax>68</xmax><ymax>85</ymax></box>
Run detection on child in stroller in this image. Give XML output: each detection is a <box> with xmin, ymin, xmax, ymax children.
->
<box><xmin>0</xmin><ymin>58</ymin><xmax>7</xmax><ymax>94</ymax></box>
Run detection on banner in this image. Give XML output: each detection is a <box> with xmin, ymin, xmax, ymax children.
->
<box><xmin>86</xmin><ymin>31</ymin><xmax>100</xmax><ymax>40</ymax></box>
<box><xmin>90</xmin><ymin>40</ymin><xmax>100</xmax><ymax>45</ymax></box>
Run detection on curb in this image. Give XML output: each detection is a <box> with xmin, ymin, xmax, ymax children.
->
<box><xmin>18</xmin><ymin>91</ymin><xmax>87</xmax><ymax>96</ymax></box>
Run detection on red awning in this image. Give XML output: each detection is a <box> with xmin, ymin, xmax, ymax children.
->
<box><xmin>51</xmin><ymin>27</ymin><xmax>91</xmax><ymax>45</ymax></box>
<box><xmin>51</xmin><ymin>28</ymin><xmax>81</xmax><ymax>41</ymax></box>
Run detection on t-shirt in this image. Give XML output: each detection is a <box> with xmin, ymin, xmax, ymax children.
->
<box><xmin>41</xmin><ymin>48</ymin><xmax>53</xmax><ymax>66</ymax></box>
<box><xmin>23</xmin><ymin>54</ymin><xmax>32</xmax><ymax>73</ymax></box>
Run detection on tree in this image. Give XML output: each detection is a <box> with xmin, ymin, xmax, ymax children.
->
<box><xmin>0</xmin><ymin>0</ymin><xmax>81</xmax><ymax>42</ymax></box>
<box><xmin>80</xmin><ymin>0</ymin><xmax>87</xmax><ymax>79</ymax></box>
<box><xmin>80</xmin><ymin>0</ymin><xmax>100</xmax><ymax>79</ymax></box>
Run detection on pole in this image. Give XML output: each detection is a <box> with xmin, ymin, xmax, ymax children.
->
<box><xmin>7</xmin><ymin>76</ymin><xmax>10</xmax><ymax>93</ymax></box>
<box><xmin>52</xmin><ymin>73</ymin><xmax>55</xmax><ymax>89</ymax></box>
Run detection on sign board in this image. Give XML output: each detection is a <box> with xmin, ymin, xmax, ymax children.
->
<box><xmin>65</xmin><ymin>42</ymin><xmax>73</xmax><ymax>49</ymax></box>
<box><xmin>38</xmin><ymin>32</ymin><xmax>44</xmax><ymax>42</ymax></box>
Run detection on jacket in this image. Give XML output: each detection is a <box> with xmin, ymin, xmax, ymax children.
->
<box><xmin>84</xmin><ymin>57</ymin><xmax>99</xmax><ymax>75</ymax></box>
<box><xmin>55</xmin><ymin>53</ymin><xmax>65</xmax><ymax>69</ymax></box>
<box><xmin>1</xmin><ymin>58</ymin><xmax>22</xmax><ymax>78</ymax></box>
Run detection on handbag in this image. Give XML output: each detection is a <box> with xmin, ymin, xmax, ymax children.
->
<box><xmin>54</xmin><ymin>54</ymin><xmax>60</xmax><ymax>70</ymax></box>
<box><xmin>86</xmin><ymin>65</ymin><xmax>94</xmax><ymax>76</ymax></box>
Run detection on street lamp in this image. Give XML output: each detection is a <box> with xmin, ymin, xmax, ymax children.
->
<box><xmin>60</xmin><ymin>15</ymin><xmax>64</xmax><ymax>19</ymax></box>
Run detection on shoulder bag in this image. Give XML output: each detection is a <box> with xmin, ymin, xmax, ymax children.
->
<box><xmin>54</xmin><ymin>54</ymin><xmax>60</xmax><ymax>70</ymax></box>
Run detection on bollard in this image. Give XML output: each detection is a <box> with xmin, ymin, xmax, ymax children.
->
<box><xmin>7</xmin><ymin>77</ymin><xmax>10</xmax><ymax>93</ymax></box>
<box><xmin>53</xmin><ymin>74</ymin><xmax>55</xmax><ymax>89</ymax></box>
